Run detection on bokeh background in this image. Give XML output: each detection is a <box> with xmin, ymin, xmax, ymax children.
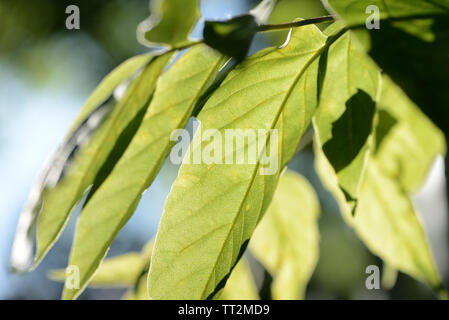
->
<box><xmin>0</xmin><ymin>0</ymin><xmax>447</xmax><ymax>299</ymax></box>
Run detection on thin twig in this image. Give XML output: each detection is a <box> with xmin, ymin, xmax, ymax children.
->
<box><xmin>257</xmin><ymin>15</ymin><xmax>335</xmax><ymax>32</ymax></box>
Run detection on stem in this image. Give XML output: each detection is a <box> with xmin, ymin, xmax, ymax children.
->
<box><xmin>171</xmin><ymin>16</ymin><xmax>336</xmax><ymax>53</ymax></box>
<box><xmin>171</xmin><ymin>39</ymin><xmax>204</xmax><ymax>52</ymax></box>
<box><xmin>257</xmin><ymin>15</ymin><xmax>335</xmax><ymax>32</ymax></box>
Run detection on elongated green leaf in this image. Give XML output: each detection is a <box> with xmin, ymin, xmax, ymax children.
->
<box><xmin>62</xmin><ymin>45</ymin><xmax>226</xmax><ymax>300</ymax></box>
<box><xmin>203</xmin><ymin>15</ymin><xmax>258</xmax><ymax>61</ymax></box>
<box><xmin>375</xmin><ymin>76</ymin><xmax>446</xmax><ymax>191</ymax></box>
<box><xmin>138</xmin><ymin>0</ymin><xmax>201</xmax><ymax>48</ymax></box>
<box><xmin>324</xmin><ymin>0</ymin><xmax>449</xmax><ymax>145</ymax></box>
<box><xmin>315</xmin><ymin>74</ymin><xmax>446</xmax><ymax>296</ymax></box>
<box><xmin>50</xmin><ymin>253</ymin><xmax>145</xmax><ymax>288</ymax></box>
<box><xmin>33</xmin><ymin>53</ymin><xmax>173</xmax><ymax>269</ymax></box>
<box><xmin>381</xmin><ymin>263</ymin><xmax>398</xmax><ymax>290</ymax></box>
<box><xmin>123</xmin><ymin>275</ymin><xmax>150</xmax><ymax>300</ymax></box>
<box><xmin>219</xmin><ymin>258</ymin><xmax>259</xmax><ymax>300</ymax></box>
<box><xmin>324</xmin><ymin>0</ymin><xmax>449</xmax><ymax>27</ymax></box>
<box><xmin>313</xmin><ymin>28</ymin><xmax>381</xmax><ymax>212</ymax></box>
<box><xmin>70</xmin><ymin>54</ymin><xmax>155</xmax><ymax>131</ymax></box>
<box><xmin>203</xmin><ymin>0</ymin><xmax>277</xmax><ymax>61</ymax></box>
<box><xmin>10</xmin><ymin>54</ymin><xmax>155</xmax><ymax>272</ymax></box>
<box><xmin>148</xmin><ymin>24</ymin><xmax>330</xmax><ymax>300</ymax></box>
<box><xmin>51</xmin><ymin>241</ymin><xmax>153</xmax><ymax>290</ymax></box>
<box><xmin>249</xmin><ymin>170</ymin><xmax>319</xmax><ymax>300</ymax></box>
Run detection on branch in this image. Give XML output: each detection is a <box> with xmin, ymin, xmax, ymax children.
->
<box><xmin>257</xmin><ymin>15</ymin><xmax>335</xmax><ymax>32</ymax></box>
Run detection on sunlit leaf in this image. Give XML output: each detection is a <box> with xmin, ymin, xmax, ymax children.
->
<box><xmin>49</xmin><ymin>253</ymin><xmax>145</xmax><ymax>288</ymax></box>
<box><xmin>324</xmin><ymin>0</ymin><xmax>449</xmax><ymax>28</ymax></box>
<box><xmin>148</xmin><ymin>24</ymin><xmax>331</xmax><ymax>300</ymax></box>
<box><xmin>122</xmin><ymin>275</ymin><xmax>150</xmax><ymax>300</ymax></box>
<box><xmin>69</xmin><ymin>54</ymin><xmax>156</xmax><ymax>131</ymax></box>
<box><xmin>204</xmin><ymin>14</ymin><xmax>258</xmax><ymax>61</ymax></box>
<box><xmin>381</xmin><ymin>263</ymin><xmax>398</xmax><ymax>290</ymax></box>
<box><xmin>203</xmin><ymin>0</ymin><xmax>278</xmax><ymax>61</ymax></box>
<box><xmin>313</xmin><ymin>27</ymin><xmax>381</xmax><ymax>213</ymax></box>
<box><xmin>51</xmin><ymin>240</ymin><xmax>153</xmax><ymax>295</ymax></box>
<box><xmin>62</xmin><ymin>44</ymin><xmax>226</xmax><ymax>300</ymax></box>
<box><xmin>249</xmin><ymin>170</ymin><xmax>320</xmax><ymax>300</ymax></box>
<box><xmin>324</xmin><ymin>0</ymin><xmax>449</xmax><ymax>146</ymax></box>
<box><xmin>219</xmin><ymin>258</ymin><xmax>259</xmax><ymax>300</ymax></box>
<box><xmin>374</xmin><ymin>76</ymin><xmax>446</xmax><ymax>192</ymax></box>
<box><xmin>123</xmin><ymin>242</ymin><xmax>153</xmax><ymax>300</ymax></box>
<box><xmin>10</xmin><ymin>53</ymin><xmax>171</xmax><ymax>272</ymax></box>
<box><xmin>315</xmin><ymin>74</ymin><xmax>447</xmax><ymax>297</ymax></box>
<box><xmin>36</xmin><ymin>53</ymin><xmax>173</xmax><ymax>265</ymax></box>
<box><xmin>138</xmin><ymin>0</ymin><xmax>201</xmax><ymax>48</ymax></box>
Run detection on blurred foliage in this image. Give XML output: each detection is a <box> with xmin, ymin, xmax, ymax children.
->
<box><xmin>0</xmin><ymin>0</ymin><xmax>149</xmax><ymax>66</ymax></box>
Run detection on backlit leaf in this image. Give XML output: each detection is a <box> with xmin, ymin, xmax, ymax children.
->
<box><xmin>10</xmin><ymin>53</ymin><xmax>171</xmax><ymax>272</ymax></box>
<box><xmin>203</xmin><ymin>14</ymin><xmax>258</xmax><ymax>61</ymax></box>
<box><xmin>138</xmin><ymin>0</ymin><xmax>201</xmax><ymax>48</ymax></box>
<box><xmin>36</xmin><ymin>53</ymin><xmax>173</xmax><ymax>266</ymax></box>
<box><xmin>148</xmin><ymin>24</ymin><xmax>331</xmax><ymax>299</ymax></box>
<box><xmin>313</xmin><ymin>27</ymin><xmax>381</xmax><ymax>213</ymax></box>
<box><xmin>51</xmin><ymin>241</ymin><xmax>153</xmax><ymax>294</ymax></box>
<box><xmin>219</xmin><ymin>258</ymin><xmax>259</xmax><ymax>300</ymax></box>
<box><xmin>324</xmin><ymin>0</ymin><xmax>449</xmax><ymax>28</ymax></box>
<box><xmin>315</xmin><ymin>74</ymin><xmax>446</xmax><ymax>296</ymax></box>
<box><xmin>62</xmin><ymin>44</ymin><xmax>226</xmax><ymax>300</ymax></box>
<box><xmin>50</xmin><ymin>253</ymin><xmax>145</xmax><ymax>288</ymax></box>
<box><xmin>324</xmin><ymin>0</ymin><xmax>449</xmax><ymax>146</ymax></box>
<box><xmin>249</xmin><ymin>170</ymin><xmax>320</xmax><ymax>300</ymax></box>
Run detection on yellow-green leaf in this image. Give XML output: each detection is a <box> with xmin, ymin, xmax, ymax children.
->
<box><xmin>219</xmin><ymin>258</ymin><xmax>259</xmax><ymax>300</ymax></box>
<box><xmin>148</xmin><ymin>24</ymin><xmax>330</xmax><ymax>300</ymax></box>
<box><xmin>375</xmin><ymin>76</ymin><xmax>446</xmax><ymax>192</ymax></box>
<box><xmin>35</xmin><ymin>53</ymin><xmax>174</xmax><ymax>267</ymax></box>
<box><xmin>62</xmin><ymin>44</ymin><xmax>226</xmax><ymax>300</ymax></box>
<box><xmin>69</xmin><ymin>54</ymin><xmax>155</xmax><ymax>131</ymax></box>
<box><xmin>50</xmin><ymin>253</ymin><xmax>145</xmax><ymax>288</ymax></box>
<box><xmin>315</xmin><ymin>75</ymin><xmax>446</xmax><ymax>296</ymax></box>
<box><xmin>9</xmin><ymin>53</ymin><xmax>172</xmax><ymax>273</ymax></box>
<box><xmin>138</xmin><ymin>0</ymin><xmax>201</xmax><ymax>48</ymax></box>
<box><xmin>313</xmin><ymin>28</ymin><xmax>381</xmax><ymax>212</ymax></box>
<box><xmin>324</xmin><ymin>1</ymin><xmax>449</xmax><ymax>142</ymax></box>
<box><xmin>249</xmin><ymin>170</ymin><xmax>320</xmax><ymax>300</ymax></box>
<box><xmin>324</xmin><ymin>0</ymin><xmax>449</xmax><ymax>27</ymax></box>
<box><xmin>51</xmin><ymin>240</ymin><xmax>153</xmax><ymax>290</ymax></box>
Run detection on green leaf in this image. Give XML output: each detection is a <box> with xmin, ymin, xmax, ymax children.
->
<box><xmin>148</xmin><ymin>25</ymin><xmax>330</xmax><ymax>300</ymax></box>
<box><xmin>249</xmin><ymin>170</ymin><xmax>320</xmax><ymax>300</ymax></box>
<box><xmin>324</xmin><ymin>0</ymin><xmax>449</xmax><ymax>27</ymax></box>
<box><xmin>28</xmin><ymin>52</ymin><xmax>172</xmax><ymax>270</ymax></box>
<box><xmin>49</xmin><ymin>253</ymin><xmax>145</xmax><ymax>288</ymax></box>
<box><xmin>122</xmin><ymin>275</ymin><xmax>150</xmax><ymax>300</ymax></box>
<box><xmin>203</xmin><ymin>15</ymin><xmax>258</xmax><ymax>61</ymax></box>
<box><xmin>313</xmin><ymin>28</ymin><xmax>381</xmax><ymax>212</ymax></box>
<box><xmin>203</xmin><ymin>0</ymin><xmax>278</xmax><ymax>61</ymax></box>
<box><xmin>219</xmin><ymin>258</ymin><xmax>259</xmax><ymax>300</ymax></box>
<box><xmin>314</xmin><ymin>74</ymin><xmax>446</xmax><ymax>296</ymax></box>
<box><xmin>325</xmin><ymin>0</ymin><xmax>449</xmax><ymax>142</ymax></box>
<box><xmin>62</xmin><ymin>44</ymin><xmax>226</xmax><ymax>300</ymax></box>
<box><xmin>381</xmin><ymin>263</ymin><xmax>398</xmax><ymax>290</ymax></box>
<box><xmin>11</xmin><ymin>54</ymin><xmax>155</xmax><ymax>272</ymax></box>
<box><xmin>69</xmin><ymin>54</ymin><xmax>155</xmax><ymax>131</ymax></box>
<box><xmin>51</xmin><ymin>240</ymin><xmax>153</xmax><ymax>293</ymax></box>
<box><xmin>374</xmin><ymin>76</ymin><xmax>446</xmax><ymax>192</ymax></box>
<box><xmin>139</xmin><ymin>0</ymin><xmax>201</xmax><ymax>48</ymax></box>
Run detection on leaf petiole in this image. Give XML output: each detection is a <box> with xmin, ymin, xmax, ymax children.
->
<box><xmin>257</xmin><ymin>15</ymin><xmax>336</xmax><ymax>32</ymax></box>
